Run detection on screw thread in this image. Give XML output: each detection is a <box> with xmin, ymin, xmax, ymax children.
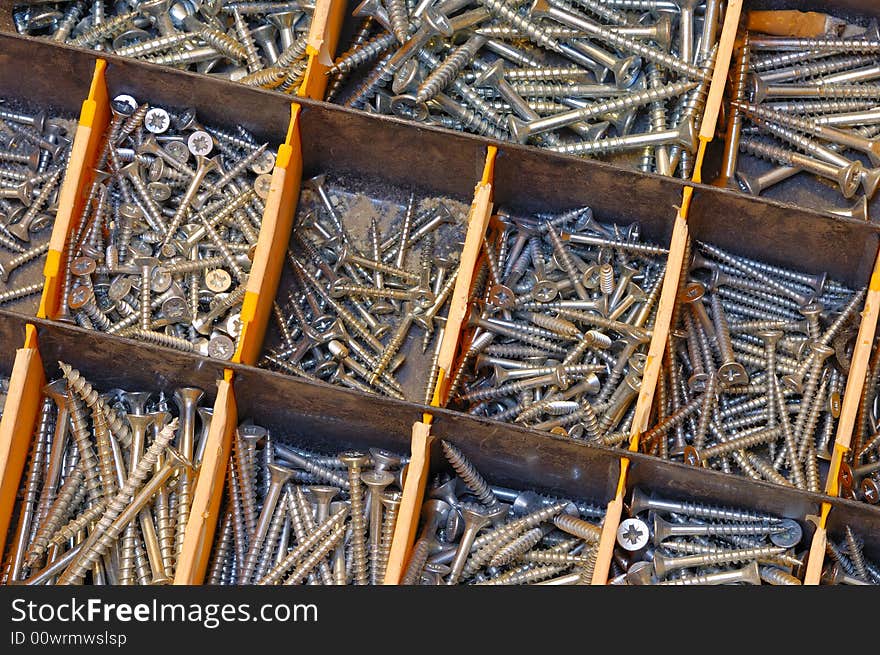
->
<box><xmin>276</xmin><ymin>34</ymin><xmax>310</xmax><ymax>68</ymax></box>
<box><xmin>52</xmin><ymin>0</ymin><xmax>84</xmax><ymax>41</ymax></box>
<box><xmin>56</xmin><ymin>420</ymin><xmax>179</xmax><ymax>584</ymax></box>
<box><xmin>331</xmin><ymin>32</ymin><xmax>397</xmax><ymax>76</ymax></box>
<box><xmin>765</xmin><ymin>98</ymin><xmax>876</xmax><ymax>114</ymax></box>
<box><xmin>49</xmin><ymin>498</ymin><xmax>108</xmax><ymax>548</ymax></box>
<box><xmin>65</xmin><ymin>391</ymin><xmax>103</xmax><ymax>503</ymax></box>
<box><xmin>4</xmin><ymin>243</ymin><xmax>50</xmax><ymax>278</ymax></box>
<box><xmin>114</xmin><ymin>32</ymin><xmax>193</xmax><ymax>58</ymax></box>
<box><xmin>844</xmin><ymin>526</ymin><xmax>869</xmax><ymax>581</ymax></box>
<box><xmin>400</xmin><ymin>537</ymin><xmax>431</xmax><ymax>584</ymax></box>
<box><xmin>522</xmin><ymin>549</ymin><xmax>590</xmax><ymax>566</ymax></box>
<box><xmin>753</xmin><ymin>36</ymin><xmax>880</xmax><ymax>52</ymax></box>
<box><xmin>430</xmin><ymin>95</ymin><xmax>508</xmax><ymax>140</ymax></box>
<box><xmin>700</xmin><ymin>425</ymin><xmax>785</xmax><ymax>462</ymax></box>
<box><xmin>441</xmin><ymin>440</ymin><xmax>499</xmax><ymax>509</ymax></box>
<box><xmin>207</xmin><ymin>509</ymin><xmax>235</xmax><ymax>585</ymax></box>
<box><xmin>759</xmin><ymin>565</ymin><xmax>802</xmax><ymax>585</ymax></box>
<box><xmin>122</xmin><ymin>329</ymin><xmax>196</xmax><ymax>352</ymax></box>
<box><xmin>257</xmin><ymin>507</ymin><xmax>348</xmax><ymax>585</ymax></box>
<box><xmin>293</xmin><ymin>486</ymin><xmax>334</xmax><ymax>584</ymax></box>
<box><xmin>566</xmin><ymin>0</ymin><xmax>629</xmax><ymax>25</ymax></box>
<box><xmin>346</xmin><ymin>464</ymin><xmax>369</xmax><ymax>585</ymax></box>
<box><xmin>553</xmin><ymin>513</ymin><xmax>602</xmax><ymax>542</ymax></box>
<box><xmin>27</xmin><ymin>463</ymin><xmax>84</xmax><ymax>566</ymax></box>
<box><xmin>375</xmin><ymin>494</ymin><xmax>401</xmax><ymax>584</ymax></box>
<box><xmin>70</xmin><ymin>10</ymin><xmax>137</xmax><ymax>46</ymax></box>
<box><xmin>417</xmin><ymin>36</ymin><xmax>485</xmax><ymax>104</ymax></box>
<box><xmin>117</xmin><ymin>523</ymin><xmax>138</xmax><ymax>585</ymax></box>
<box><xmin>472</xmin><ymin>503</ymin><xmax>567</xmax><ymax>552</ymax></box>
<box><xmin>488</xmin><ymin>527</ymin><xmax>546</xmax><ymax>568</ymax></box>
<box><xmin>386</xmin><ymin>0</ymin><xmax>411</xmax><ymax>43</ymax></box>
<box><xmin>196</xmin><ymin>26</ymin><xmax>249</xmax><ymax>62</ymax></box>
<box><xmin>481</xmin><ymin>0</ymin><xmax>564</xmax><ymax>53</ymax></box>
<box><xmin>174</xmin><ymin>473</ymin><xmax>192</xmax><ymax>564</ymax></box>
<box><xmin>503</xmin><ymin>64</ymin><xmax>588</xmax><ymax>80</ymax></box>
<box><xmin>475</xmin><ymin>563</ymin><xmax>567</xmax><ymax>585</ymax></box>
<box><xmin>90</xmin><ymin>408</ymin><xmax>117</xmax><ymax>500</ymax></box>
<box><xmin>238</xmin><ymin>66</ymin><xmax>288</xmax><ymax>88</ymax></box>
<box><xmin>283</xmin><ymin>522</ymin><xmax>347</xmax><ymax>585</ymax></box>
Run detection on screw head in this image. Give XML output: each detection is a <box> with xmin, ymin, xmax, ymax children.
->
<box><xmin>617</xmin><ymin>517</ymin><xmax>649</xmax><ymax>551</ymax></box>
<box><xmin>161</xmin><ymin>296</ymin><xmax>188</xmax><ymax>321</ymax></box>
<box><xmin>187</xmin><ymin>130</ymin><xmax>213</xmax><ymax>156</ymax></box>
<box><xmin>164</xmin><ymin>140</ymin><xmax>190</xmax><ymax>163</ymax></box>
<box><xmin>108</xmin><ymin>276</ymin><xmax>133</xmax><ymax>301</ymax></box>
<box><xmin>113</xmin><ymin>94</ymin><xmax>138</xmax><ymax>113</ymax></box>
<box><xmin>838</xmin><ymin>462</ymin><xmax>854</xmax><ymax>491</ymax></box>
<box><xmin>251</xmin><ymin>149</ymin><xmax>276</xmax><ymax>175</ymax></box>
<box><xmin>682</xmin><ymin>445</ymin><xmax>702</xmax><ymax>467</ymax></box>
<box><xmin>625</xmin><ymin>560</ymin><xmax>655</xmax><ymax>585</ymax></box>
<box><xmin>769</xmin><ymin>519</ymin><xmax>803</xmax><ymax>548</ymax></box>
<box><xmin>70</xmin><ymin>256</ymin><xmax>97</xmax><ymax>277</ymax></box>
<box><xmin>144</xmin><ymin>107</ymin><xmax>170</xmax><ymax>133</ymax></box>
<box><xmin>150</xmin><ymin>267</ymin><xmax>173</xmax><ymax>294</ymax></box>
<box><xmin>717</xmin><ymin>362</ymin><xmax>749</xmax><ymax>387</ymax></box>
<box><xmin>67</xmin><ymin>285</ymin><xmax>94</xmax><ymax>310</ymax></box>
<box><xmin>339</xmin><ymin>451</ymin><xmax>369</xmax><ymax>468</ymax></box>
<box><xmin>254</xmin><ymin>173</ymin><xmax>273</xmax><ymax>199</ymax></box>
<box><xmin>205</xmin><ymin>268</ymin><xmax>232</xmax><ymax>293</ymax></box>
<box><xmin>207</xmin><ymin>334</ymin><xmax>235</xmax><ymax>360</ymax></box>
<box><xmin>860</xmin><ymin>478</ymin><xmax>879</xmax><ymax>505</ymax></box>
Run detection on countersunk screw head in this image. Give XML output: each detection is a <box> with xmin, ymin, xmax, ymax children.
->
<box><xmin>70</xmin><ymin>256</ymin><xmax>97</xmax><ymax>277</ymax></box>
<box><xmin>144</xmin><ymin>107</ymin><xmax>170</xmax><ymax>133</ymax></box>
<box><xmin>187</xmin><ymin>130</ymin><xmax>213</xmax><ymax>156</ymax></box>
<box><xmin>860</xmin><ymin>478</ymin><xmax>879</xmax><ymax>504</ymax></box>
<box><xmin>682</xmin><ymin>445</ymin><xmax>701</xmax><ymax>467</ymax></box>
<box><xmin>769</xmin><ymin>519</ymin><xmax>803</xmax><ymax>548</ymax></box>
<box><xmin>207</xmin><ymin>334</ymin><xmax>235</xmax><ymax>359</ymax></box>
<box><xmin>838</xmin><ymin>461</ymin><xmax>854</xmax><ymax>491</ymax></box>
<box><xmin>340</xmin><ymin>451</ymin><xmax>370</xmax><ymax>470</ymax></box>
<box><xmin>617</xmin><ymin>517</ymin><xmax>649</xmax><ymax>551</ymax></box>
<box><xmin>67</xmin><ymin>285</ymin><xmax>95</xmax><ymax>310</ymax></box>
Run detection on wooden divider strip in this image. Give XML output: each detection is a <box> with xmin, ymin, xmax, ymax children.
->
<box><xmin>175</xmin><ymin>370</ymin><xmax>237</xmax><ymax>584</ymax></box>
<box><xmin>591</xmin><ymin>457</ymin><xmax>629</xmax><ymax>585</ymax></box>
<box><xmin>39</xmin><ymin>59</ymin><xmax>109</xmax><ymax>320</ymax></box>
<box><xmin>0</xmin><ymin>324</ymin><xmax>45</xmax><ymax>559</ymax></box>
<box><xmin>700</xmin><ymin>0</ymin><xmax>744</xmax><ymax>142</ymax></box>
<box><xmin>824</xmin><ymin>246</ymin><xmax>880</xmax><ymax>497</ymax></box>
<box><xmin>234</xmin><ymin>104</ymin><xmax>303</xmax><ymax>366</ymax></box>
<box><xmin>298</xmin><ymin>0</ymin><xmax>348</xmax><ymax>99</ymax></box>
<box><xmin>804</xmin><ymin>503</ymin><xmax>831</xmax><ymax>586</ymax></box>
<box><xmin>384</xmin><ymin>421</ymin><xmax>432</xmax><ymax>584</ymax></box>
<box><xmin>430</xmin><ymin>146</ymin><xmax>497</xmax><ymax>414</ymax></box>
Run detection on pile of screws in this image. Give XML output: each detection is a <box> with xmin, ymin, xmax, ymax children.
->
<box><xmin>328</xmin><ymin>0</ymin><xmax>720</xmax><ymax>177</ymax></box>
<box><xmin>720</xmin><ymin>22</ymin><xmax>880</xmax><ymax>220</ymax></box>
<box><xmin>611</xmin><ymin>487</ymin><xmax>806</xmax><ymax>585</ymax></box>
<box><xmin>2</xmin><ymin>364</ymin><xmax>210</xmax><ymax>585</ymax></box>
<box><xmin>642</xmin><ymin>240</ymin><xmax>860</xmax><ymax>491</ymax></box>
<box><xmin>13</xmin><ymin>0</ymin><xmax>314</xmax><ymax>93</ymax></box>
<box><xmin>840</xmin><ymin>337</ymin><xmax>880</xmax><ymax>504</ymax></box>
<box><xmin>449</xmin><ymin>206</ymin><xmax>666</xmax><ymax>444</ymax></box>
<box><xmin>208</xmin><ymin>427</ymin><xmax>407</xmax><ymax>585</ymax></box>
<box><xmin>62</xmin><ymin>94</ymin><xmax>277</xmax><ymax>360</ymax></box>
<box><xmin>822</xmin><ymin>525</ymin><xmax>880</xmax><ymax>584</ymax></box>
<box><xmin>261</xmin><ymin>175</ymin><xmax>467</xmax><ymax>402</ymax></box>
<box><xmin>402</xmin><ymin>440</ymin><xmax>604</xmax><ymax>585</ymax></box>
<box><xmin>0</xmin><ymin>98</ymin><xmax>75</xmax><ymax>310</ymax></box>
